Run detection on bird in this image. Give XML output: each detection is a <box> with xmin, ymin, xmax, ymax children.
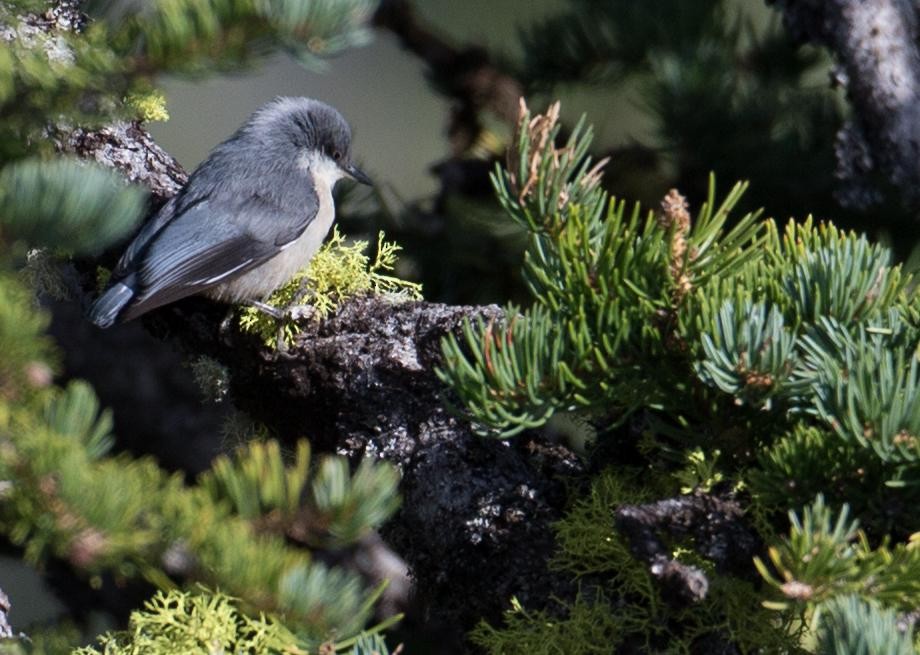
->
<box><xmin>88</xmin><ymin>96</ymin><xmax>371</xmax><ymax>328</ymax></box>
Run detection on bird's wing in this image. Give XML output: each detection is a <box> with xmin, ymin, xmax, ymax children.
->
<box><xmin>120</xmin><ymin>190</ymin><xmax>318</xmax><ymax>320</ymax></box>
<box><xmin>113</xmin><ymin>194</ymin><xmax>183</xmax><ymax>278</ymax></box>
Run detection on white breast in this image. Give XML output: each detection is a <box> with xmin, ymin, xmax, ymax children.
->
<box><xmin>208</xmin><ymin>152</ymin><xmax>343</xmax><ymax>302</ymax></box>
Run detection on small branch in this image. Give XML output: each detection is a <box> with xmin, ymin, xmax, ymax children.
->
<box><xmin>769</xmin><ymin>0</ymin><xmax>920</xmax><ymax>208</ymax></box>
<box><xmin>2</xmin><ymin>1</ymin><xmax>187</xmax><ymax>201</ymax></box>
<box><xmin>614</xmin><ymin>491</ymin><xmax>760</xmax><ymax>604</ymax></box>
<box><xmin>56</xmin><ymin>122</ymin><xmax>188</xmax><ymax>200</ymax></box>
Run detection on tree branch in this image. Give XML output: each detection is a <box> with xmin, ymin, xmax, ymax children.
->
<box><xmin>769</xmin><ymin>0</ymin><xmax>920</xmax><ymax>208</ymax></box>
<box><xmin>128</xmin><ymin>289</ymin><xmax>582</xmax><ymax>640</ymax></box>
<box><xmin>0</xmin><ymin>587</ymin><xmax>12</xmax><ymax>639</ymax></box>
<box><xmin>614</xmin><ymin>491</ymin><xmax>761</xmax><ymax>604</ymax></box>
<box><xmin>57</xmin><ymin>121</ymin><xmax>187</xmax><ymax>200</ymax></box>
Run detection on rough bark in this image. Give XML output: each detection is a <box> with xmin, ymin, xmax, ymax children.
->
<box><xmin>58</xmin><ymin>121</ymin><xmax>187</xmax><ymax>199</ymax></box>
<box><xmin>614</xmin><ymin>492</ymin><xmax>760</xmax><ymax>605</ymax></box>
<box><xmin>769</xmin><ymin>0</ymin><xmax>920</xmax><ymax>209</ymax></box>
<box><xmin>135</xmin><ymin>292</ymin><xmax>582</xmax><ymax>639</ymax></box>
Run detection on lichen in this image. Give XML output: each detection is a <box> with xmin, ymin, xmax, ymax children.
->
<box><xmin>126</xmin><ymin>90</ymin><xmax>170</xmax><ymax>123</ymax></box>
<box><xmin>239</xmin><ymin>228</ymin><xmax>422</xmax><ymax>348</ymax></box>
<box><xmin>72</xmin><ymin>588</ymin><xmax>308</xmax><ymax>655</ymax></box>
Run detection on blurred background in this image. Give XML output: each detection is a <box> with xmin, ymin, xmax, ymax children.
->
<box><xmin>149</xmin><ymin>0</ymin><xmax>645</xmax><ymax>201</ymax></box>
<box><xmin>147</xmin><ymin>0</ymin><xmax>916</xmax><ymax>309</ymax></box>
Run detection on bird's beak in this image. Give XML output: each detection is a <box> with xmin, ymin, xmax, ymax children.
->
<box><xmin>343</xmin><ymin>162</ymin><xmax>373</xmax><ymax>186</ymax></box>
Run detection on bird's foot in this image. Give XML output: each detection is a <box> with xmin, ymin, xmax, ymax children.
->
<box><xmin>248</xmin><ymin>300</ymin><xmax>284</xmax><ymax>319</ymax></box>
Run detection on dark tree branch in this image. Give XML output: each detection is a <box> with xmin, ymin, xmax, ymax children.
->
<box><xmin>769</xmin><ymin>0</ymin><xmax>920</xmax><ymax>208</ymax></box>
<box><xmin>131</xmin><ymin>290</ymin><xmax>582</xmax><ymax>640</ymax></box>
<box><xmin>614</xmin><ymin>492</ymin><xmax>761</xmax><ymax>604</ymax></box>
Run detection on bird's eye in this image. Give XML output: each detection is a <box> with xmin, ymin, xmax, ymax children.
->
<box><xmin>332</xmin><ymin>150</ymin><xmax>342</xmax><ymax>161</ymax></box>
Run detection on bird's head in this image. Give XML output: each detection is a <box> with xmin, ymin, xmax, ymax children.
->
<box><xmin>247</xmin><ymin>96</ymin><xmax>372</xmax><ymax>187</ymax></box>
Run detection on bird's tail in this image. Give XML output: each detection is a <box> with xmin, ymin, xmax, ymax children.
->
<box><xmin>87</xmin><ymin>276</ymin><xmax>136</xmax><ymax>328</ymax></box>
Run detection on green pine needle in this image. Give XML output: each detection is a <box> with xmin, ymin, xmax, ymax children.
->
<box><xmin>0</xmin><ymin>157</ymin><xmax>147</xmax><ymax>255</ymax></box>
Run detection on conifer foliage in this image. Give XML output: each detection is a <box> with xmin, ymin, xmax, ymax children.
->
<box><xmin>0</xmin><ymin>286</ymin><xmax>401</xmax><ymax>652</ymax></box>
<box><xmin>440</xmin><ymin>101</ymin><xmax>920</xmax><ymax>652</ymax></box>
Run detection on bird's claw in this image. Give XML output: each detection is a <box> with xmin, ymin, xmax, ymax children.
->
<box><xmin>248</xmin><ymin>300</ymin><xmax>285</xmax><ymax>319</ymax></box>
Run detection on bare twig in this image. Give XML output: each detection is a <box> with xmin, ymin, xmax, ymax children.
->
<box><xmin>0</xmin><ymin>587</ymin><xmax>13</xmax><ymax>639</ymax></box>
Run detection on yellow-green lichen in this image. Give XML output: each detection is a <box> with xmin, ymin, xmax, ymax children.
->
<box><xmin>674</xmin><ymin>447</ymin><xmax>725</xmax><ymax>494</ymax></box>
<box><xmin>239</xmin><ymin>228</ymin><xmax>422</xmax><ymax>348</ymax></box>
<box><xmin>72</xmin><ymin>588</ymin><xmax>307</xmax><ymax>655</ymax></box>
<box><xmin>125</xmin><ymin>90</ymin><xmax>169</xmax><ymax>123</ymax></box>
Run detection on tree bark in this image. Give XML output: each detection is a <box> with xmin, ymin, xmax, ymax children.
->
<box><xmin>769</xmin><ymin>0</ymin><xmax>920</xmax><ymax>209</ymax></box>
<box><xmin>133</xmin><ymin>291</ymin><xmax>582</xmax><ymax>639</ymax></box>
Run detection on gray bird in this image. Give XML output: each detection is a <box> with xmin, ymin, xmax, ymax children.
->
<box><xmin>88</xmin><ymin>96</ymin><xmax>371</xmax><ymax>328</ymax></box>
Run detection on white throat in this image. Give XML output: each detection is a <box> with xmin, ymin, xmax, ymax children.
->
<box><xmin>299</xmin><ymin>149</ymin><xmax>347</xmax><ymax>189</ymax></box>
